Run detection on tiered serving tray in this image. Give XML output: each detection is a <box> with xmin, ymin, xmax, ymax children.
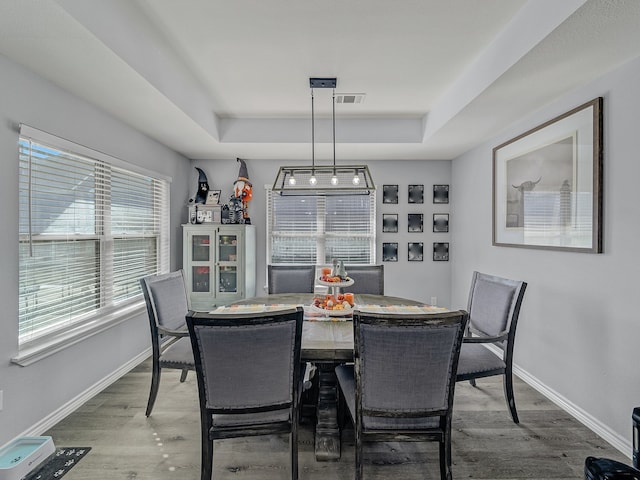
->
<box><xmin>308</xmin><ymin>303</ymin><xmax>354</xmax><ymax>317</ymax></box>
<box><xmin>317</xmin><ymin>277</ymin><xmax>354</xmax><ymax>288</ymax></box>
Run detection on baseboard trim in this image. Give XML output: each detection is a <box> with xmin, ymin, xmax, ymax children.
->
<box><xmin>514</xmin><ymin>363</ymin><xmax>632</xmax><ymax>459</ymax></box>
<box><xmin>16</xmin><ymin>348</ymin><xmax>151</xmax><ymax>439</ymax></box>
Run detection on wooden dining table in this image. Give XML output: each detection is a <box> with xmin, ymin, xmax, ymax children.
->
<box><xmin>221</xmin><ymin>292</ymin><xmax>444</xmax><ymax>461</ymax></box>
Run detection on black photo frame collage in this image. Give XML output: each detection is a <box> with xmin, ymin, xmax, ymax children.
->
<box><xmin>382</xmin><ymin>184</ymin><xmax>450</xmax><ymax>262</ymax></box>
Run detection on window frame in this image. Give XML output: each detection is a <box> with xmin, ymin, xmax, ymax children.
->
<box><xmin>13</xmin><ymin>125</ymin><xmax>171</xmax><ymax>366</ymax></box>
<box><xmin>266</xmin><ymin>186</ymin><xmax>377</xmax><ymax>266</ymax></box>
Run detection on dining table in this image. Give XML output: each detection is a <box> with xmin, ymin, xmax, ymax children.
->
<box><xmin>196</xmin><ymin>292</ymin><xmax>447</xmax><ymax>461</ymax></box>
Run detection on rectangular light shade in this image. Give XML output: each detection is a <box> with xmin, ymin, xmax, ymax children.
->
<box><xmin>272</xmin><ymin>165</ymin><xmax>375</xmax><ymax>196</ymax></box>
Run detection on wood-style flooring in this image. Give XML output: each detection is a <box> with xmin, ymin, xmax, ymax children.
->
<box><xmin>43</xmin><ymin>359</ymin><xmax>628</xmax><ymax>479</ymax></box>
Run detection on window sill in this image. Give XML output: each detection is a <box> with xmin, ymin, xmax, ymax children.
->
<box><xmin>11</xmin><ymin>301</ymin><xmax>146</xmax><ymax>367</ymax></box>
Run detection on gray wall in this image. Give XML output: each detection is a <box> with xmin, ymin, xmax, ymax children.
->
<box><xmin>450</xmin><ymin>55</ymin><xmax>640</xmax><ymax>453</ymax></box>
<box><xmin>0</xmin><ymin>54</ymin><xmax>190</xmax><ymax>447</ymax></box>
<box><xmin>190</xmin><ymin>159</ymin><xmax>452</xmax><ymax>305</ymax></box>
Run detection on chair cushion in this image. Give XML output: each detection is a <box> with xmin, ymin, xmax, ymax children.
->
<box><xmin>344</xmin><ymin>266</ymin><xmax>384</xmax><ymax>295</ymax></box>
<box><xmin>335</xmin><ymin>364</ymin><xmax>440</xmax><ymax>430</ymax></box>
<box><xmin>268</xmin><ymin>266</ymin><xmax>315</xmax><ymax>294</ymax></box>
<box><xmin>470</xmin><ymin>278</ymin><xmax>515</xmax><ymax>336</ymax></box>
<box><xmin>148</xmin><ymin>274</ymin><xmax>188</xmax><ymax>331</ymax></box>
<box><xmin>456</xmin><ymin>343</ymin><xmax>505</xmax><ymax>377</ymax></box>
<box><xmin>159</xmin><ymin>337</ymin><xmax>194</xmax><ymax>367</ymax></box>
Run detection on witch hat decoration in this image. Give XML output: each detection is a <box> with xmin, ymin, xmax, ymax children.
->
<box><xmin>194</xmin><ymin>167</ymin><xmax>209</xmax><ymax>204</ymax></box>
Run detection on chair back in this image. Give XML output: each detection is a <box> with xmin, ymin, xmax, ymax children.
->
<box><xmin>344</xmin><ymin>265</ymin><xmax>384</xmax><ymax>295</ymax></box>
<box><xmin>187</xmin><ymin>307</ymin><xmax>304</xmax><ymax>413</ymax></box>
<box><xmin>353</xmin><ymin>310</ymin><xmax>468</xmax><ymax>425</ymax></box>
<box><xmin>267</xmin><ymin>265</ymin><xmax>316</xmax><ymax>294</ymax></box>
<box><xmin>466</xmin><ymin>271</ymin><xmax>527</xmax><ymax>353</ymax></box>
<box><xmin>140</xmin><ymin>270</ymin><xmax>189</xmax><ymax>337</ymax></box>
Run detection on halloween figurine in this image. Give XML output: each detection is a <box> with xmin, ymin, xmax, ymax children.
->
<box><xmin>192</xmin><ymin>167</ymin><xmax>210</xmax><ymax>204</ymax></box>
<box><xmin>233</xmin><ymin>158</ymin><xmax>253</xmax><ymax>224</ymax></box>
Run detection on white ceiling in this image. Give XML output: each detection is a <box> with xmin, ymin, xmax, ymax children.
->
<box><xmin>1</xmin><ymin>0</ymin><xmax>640</xmax><ymax>162</ymax></box>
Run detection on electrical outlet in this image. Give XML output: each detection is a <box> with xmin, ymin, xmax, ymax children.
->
<box><xmin>430</xmin><ymin>297</ymin><xmax>437</xmax><ymax>306</ymax></box>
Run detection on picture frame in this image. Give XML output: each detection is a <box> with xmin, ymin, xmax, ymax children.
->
<box><xmin>433</xmin><ymin>213</ymin><xmax>449</xmax><ymax>233</ymax></box>
<box><xmin>205</xmin><ymin>189</ymin><xmax>221</xmax><ymax>205</ymax></box>
<box><xmin>383</xmin><ymin>184</ymin><xmax>399</xmax><ymax>204</ymax></box>
<box><xmin>433</xmin><ymin>242</ymin><xmax>449</xmax><ymax>261</ymax></box>
<box><xmin>408</xmin><ymin>242</ymin><xmax>423</xmax><ymax>261</ymax></box>
<box><xmin>382</xmin><ymin>242</ymin><xmax>398</xmax><ymax>262</ymax></box>
<box><xmin>407</xmin><ymin>213</ymin><xmax>423</xmax><ymax>232</ymax></box>
<box><xmin>382</xmin><ymin>214</ymin><xmax>398</xmax><ymax>233</ymax></box>
<box><xmin>433</xmin><ymin>184</ymin><xmax>449</xmax><ymax>204</ymax></box>
<box><xmin>408</xmin><ymin>184</ymin><xmax>424</xmax><ymax>204</ymax></box>
<box><xmin>493</xmin><ymin>97</ymin><xmax>603</xmax><ymax>253</ymax></box>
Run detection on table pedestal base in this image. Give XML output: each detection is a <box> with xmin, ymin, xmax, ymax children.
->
<box><xmin>313</xmin><ymin>363</ymin><xmax>341</xmax><ymax>461</ymax></box>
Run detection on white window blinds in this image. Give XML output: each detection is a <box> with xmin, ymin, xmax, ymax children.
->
<box><xmin>266</xmin><ymin>188</ymin><xmax>376</xmax><ymax>265</ymax></box>
<box><xmin>18</xmin><ymin>126</ymin><xmax>170</xmax><ymax>345</ymax></box>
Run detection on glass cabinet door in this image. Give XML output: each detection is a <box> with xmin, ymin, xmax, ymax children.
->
<box><xmin>217</xmin><ymin>232</ymin><xmax>238</xmax><ymax>294</ymax></box>
<box><xmin>191</xmin><ymin>234</ymin><xmax>211</xmax><ymax>293</ymax></box>
<box><xmin>218</xmin><ymin>266</ymin><xmax>237</xmax><ymax>293</ymax></box>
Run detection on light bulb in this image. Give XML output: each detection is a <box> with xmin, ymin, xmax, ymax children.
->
<box><xmin>309</xmin><ymin>175</ymin><xmax>317</xmax><ymax>186</ymax></box>
<box><xmin>331</xmin><ymin>175</ymin><xmax>339</xmax><ymax>186</ymax></box>
<box><xmin>352</xmin><ymin>175</ymin><xmax>361</xmax><ymax>185</ymax></box>
<box><xmin>288</xmin><ymin>176</ymin><xmax>297</xmax><ymax>186</ymax></box>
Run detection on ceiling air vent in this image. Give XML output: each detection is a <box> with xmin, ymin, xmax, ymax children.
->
<box><xmin>335</xmin><ymin>93</ymin><xmax>366</xmax><ymax>104</ymax></box>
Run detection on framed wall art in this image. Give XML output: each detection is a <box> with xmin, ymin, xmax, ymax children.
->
<box><xmin>408</xmin><ymin>184</ymin><xmax>424</xmax><ymax>204</ymax></box>
<box><xmin>407</xmin><ymin>214</ymin><xmax>423</xmax><ymax>233</ymax></box>
<box><xmin>383</xmin><ymin>184</ymin><xmax>399</xmax><ymax>204</ymax></box>
<box><xmin>433</xmin><ymin>213</ymin><xmax>449</xmax><ymax>233</ymax></box>
<box><xmin>408</xmin><ymin>242</ymin><xmax>423</xmax><ymax>261</ymax></box>
<box><xmin>382</xmin><ymin>242</ymin><xmax>398</xmax><ymax>262</ymax></box>
<box><xmin>382</xmin><ymin>214</ymin><xmax>398</xmax><ymax>233</ymax></box>
<box><xmin>433</xmin><ymin>184</ymin><xmax>449</xmax><ymax>204</ymax></box>
<box><xmin>493</xmin><ymin>97</ymin><xmax>603</xmax><ymax>253</ymax></box>
<box><xmin>433</xmin><ymin>242</ymin><xmax>449</xmax><ymax>261</ymax></box>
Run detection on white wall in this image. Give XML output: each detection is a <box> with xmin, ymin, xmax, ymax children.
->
<box><xmin>451</xmin><ymin>55</ymin><xmax>640</xmax><ymax>454</ymax></box>
<box><xmin>0</xmin><ymin>54</ymin><xmax>190</xmax><ymax>447</ymax></box>
<box><xmin>190</xmin><ymin>159</ymin><xmax>452</xmax><ymax>305</ymax></box>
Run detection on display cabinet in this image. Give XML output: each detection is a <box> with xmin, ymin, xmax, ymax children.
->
<box><xmin>182</xmin><ymin>224</ymin><xmax>256</xmax><ymax>311</ymax></box>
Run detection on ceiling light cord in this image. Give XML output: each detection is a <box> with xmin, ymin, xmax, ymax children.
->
<box><xmin>310</xmin><ymin>88</ymin><xmax>317</xmax><ymax>185</ymax></box>
<box><xmin>331</xmin><ymin>88</ymin><xmax>338</xmax><ymax>185</ymax></box>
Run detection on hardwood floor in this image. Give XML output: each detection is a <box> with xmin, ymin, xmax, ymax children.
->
<box><xmin>44</xmin><ymin>359</ymin><xmax>627</xmax><ymax>479</ymax></box>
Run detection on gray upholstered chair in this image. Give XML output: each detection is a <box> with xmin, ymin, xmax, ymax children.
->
<box><xmin>187</xmin><ymin>306</ymin><xmax>304</xmax><ymax>480</ymax></box>
<box><xmin>455</xmin><ymin>271</ymin><xmax>527</xmax><ymax>423</ymax></box>
<box><xmin>343</xmin><ymin>265</ymin><xmax>384</xmax><ymax>295</ymax></box>
<box><xmin>140</xmin><ymin>270</ymin><xmax>195</xmax><ymax>417</ymax></box>
<box><xmin>336</xmin><ymin>309</ymin><xmax>468</xmax><ymax>480</ymax></box>
<box><xmin>267</xmin><ymin>265</ymin><xmax>316</xmax><ymax>294</ymax></box>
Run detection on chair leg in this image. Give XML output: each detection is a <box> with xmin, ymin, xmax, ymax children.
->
<box><xmin>469</xmin><ymin>378</ymin><xmax>476</xmax><ymax>387</ymax></box>
<box><xmin>439</xmin><ymin>435</ymin><xmax>452</xmax><ymax>480</ymax></box>
<box><xmin>180</xmin><ymin>369</ymin><xmax>188</xmax><ymax>382</ymax></box>
<box><xmin>291</xmin><ymin>421</ymin><xmax>299</xmax><ymax>480</ymax></box>
<box><xmin>201</xmin><ymin>418</ymin><xmax>213</xmax><ymax>480</ymax></box>
<box><xmin>146</xmin><ymin>363</ymin><xmax>161</xmax><ymax>417</ymax></box>
<box><xmin>355</xmin><ymin>427</ymin><xmax>363</xmax><ymax>480</ymax></box>
<box><xmin>503</xmin><ymin>370</ymin><xmax>519</xmax><ymax>424</ymax></box>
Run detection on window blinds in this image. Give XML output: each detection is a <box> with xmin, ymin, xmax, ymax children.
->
<box><xmin>18</xmin><ymin>126</ymin><xmax>169</xmax><ymax>344</ymax></box>
<box><xmin>267</xmin><ymin>188</ymin><xmax>376</xmax><ymax>265</ymax></box>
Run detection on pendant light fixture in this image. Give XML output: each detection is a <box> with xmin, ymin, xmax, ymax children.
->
<box><xmin>272</xmin><ymin>77</ymin><xmax>375</xmax><ymax>196</ymax></box>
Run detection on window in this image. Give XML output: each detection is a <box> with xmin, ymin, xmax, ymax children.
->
<box><xmin>266</xmin><ymin>188</ymin><xmax>376</xmax><ymax>265</ymax></box>
<box><xmin>18</xmin><ymin>125</ymin><xmax>170</xmax><ymax>349</ymax></box>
